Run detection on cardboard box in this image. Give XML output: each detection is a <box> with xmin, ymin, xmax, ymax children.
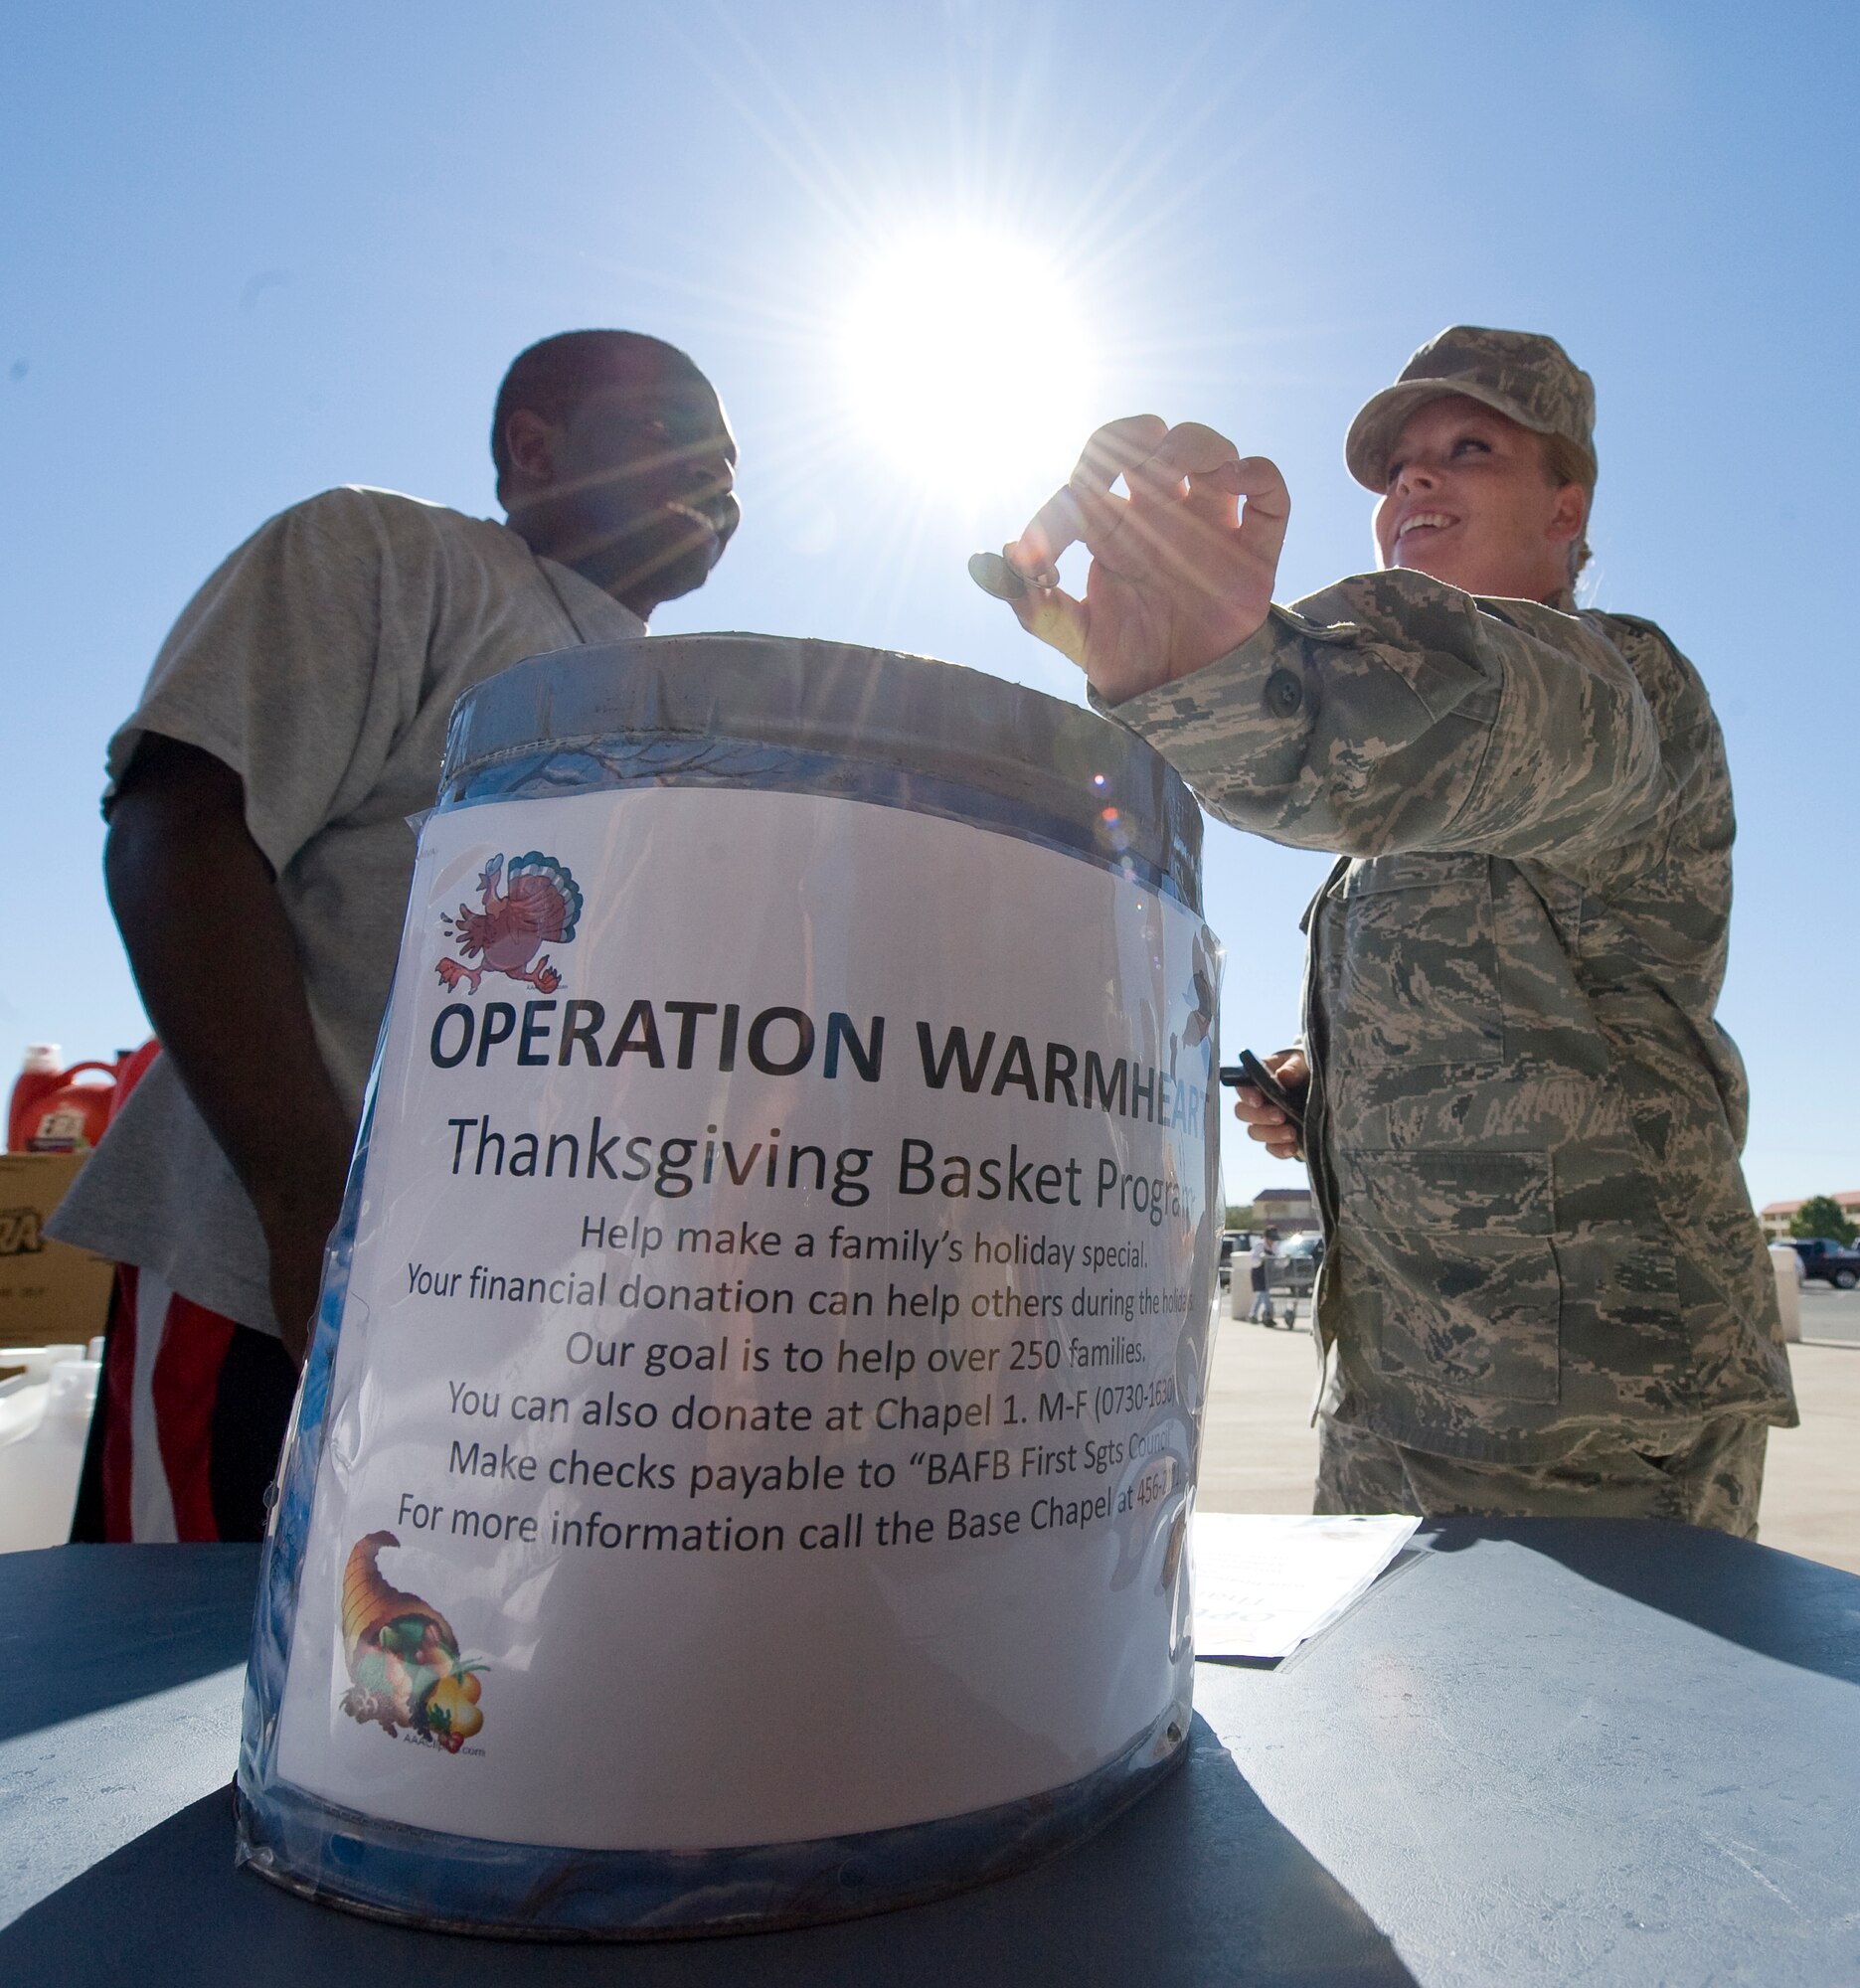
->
<box><xmin>0</xmin><ymin>1152</ymin><xmax>115</xmax><ymax>1347</ymax></box>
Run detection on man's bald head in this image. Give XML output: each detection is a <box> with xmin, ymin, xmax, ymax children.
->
<box><xmin>491</xmin><ymin>330</ymin><xmax>703</xmax><ymax>500</ymax></box>
<box><xmin>492</xmin><ymin>329</ymin><xmax>738</xmax><ymax>620</ymax></box>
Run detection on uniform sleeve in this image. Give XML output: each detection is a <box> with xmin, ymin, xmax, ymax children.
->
<box><xmin>104</xmin><ymin>488</ymin><xmax>428</xmax><ymax>878</ymax></box>
<box><xmin>1100</xmin><ymin>569</ymin><xmax>1670</xmax><ymax>868</ymax></box>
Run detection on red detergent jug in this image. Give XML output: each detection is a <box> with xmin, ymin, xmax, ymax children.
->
<box><xmin>6</xmin><ymin>1047</ymin><xmax>131</xmax><ymax>1153</ymax></box>
<box><xmin>107</xmin><ymin>1039</ymin><xmax>161</xmax><ymax>1123</ymax></box>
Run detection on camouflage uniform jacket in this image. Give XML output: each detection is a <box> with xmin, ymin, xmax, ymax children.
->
<box><xmin>1107</xmin><ymin>569</ymin><xmax>1797</xmax><ymax>1463</ymax></box>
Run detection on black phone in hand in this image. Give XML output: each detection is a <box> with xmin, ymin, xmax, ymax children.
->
<box><xmin>1218</xmin><ymin>1050</ymin><xmax>1307</xmax><ymax>1139</ymax></box>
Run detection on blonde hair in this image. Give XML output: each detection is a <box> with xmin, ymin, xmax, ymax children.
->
<box><xmin>1539</xmin><ymin>431</ymin><xmax>1596</xmax><ymax>583</ymax></box>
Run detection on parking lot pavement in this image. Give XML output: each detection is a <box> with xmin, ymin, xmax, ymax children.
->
<box><xmin>1200</xmin><ymin>1300</ymin><xmax>1860</xmax><ymax>1576</ymax></box>
<box><xmin>1198</xmin><ymin>1308</ymin><xmax>1320</xmax><ymax>1516</ymax></box>
<box><xmin>1796</xmin><ymin>1283</ymin><xmax>1860</xmax><ymax>1345</ymax></box>
<box><xmin>1765</xmin><ymin>1340</ymin><xmax>1860</xmax><ymax>1574</ymax></box>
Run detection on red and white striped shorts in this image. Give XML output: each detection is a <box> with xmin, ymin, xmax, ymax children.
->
<box><xmin>92</xmin><ymin>1264</ymin><xmax>296</xmax><ymax>1542</ymax></box>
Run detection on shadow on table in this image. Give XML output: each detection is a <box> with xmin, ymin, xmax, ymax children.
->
<box><xmin>1423</xmin><ymin>1518</ymin><xmax>1860</xmax><ymax>1689</ymax></box>
<box><xmin>0</xmin><ymin>1716</ymin><xmax>1418</xmax><ymax>1987</ymax></box>
<box><xmin>0</xmin><ymin>1545</ymin><xmax>259</xmax><ymax>1742</ymax></box>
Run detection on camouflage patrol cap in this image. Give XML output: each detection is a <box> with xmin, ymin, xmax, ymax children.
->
<box><xmin>1345</xmin><ymin>325</ymin><xmax>1597</xmax><ymax>492</ymax></box>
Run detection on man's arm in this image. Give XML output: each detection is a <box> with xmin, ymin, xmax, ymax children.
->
<box><xmin>105</xmin><ymin>734</ymin><xmax>353</xmax><ymax>1366</ymax></box>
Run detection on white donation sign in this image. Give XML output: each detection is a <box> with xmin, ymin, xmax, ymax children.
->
<box><xmin>273</xmin><ymin>784</ymin><xmax>1219</xmax><ymax>1851</ymax></box>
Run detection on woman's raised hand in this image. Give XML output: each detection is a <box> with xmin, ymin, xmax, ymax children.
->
<box><xmin>981</xmin><ymin>417</ymin><xmax>1289</xmax><ymax>706</ymax></box>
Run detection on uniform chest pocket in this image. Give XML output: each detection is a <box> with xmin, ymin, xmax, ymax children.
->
<box><xmin>1329</xmin><ymin>852</ymin><xmax>1503</xmax><ymax>1070</ymax></box>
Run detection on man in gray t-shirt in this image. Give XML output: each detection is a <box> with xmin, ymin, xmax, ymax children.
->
<box><xmin>55</xmin><ymin>331</ymin><xmax>739</xmax><ymax>1541</ymax></box>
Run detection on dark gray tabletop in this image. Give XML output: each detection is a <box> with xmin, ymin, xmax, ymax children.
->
<box><xmin>4</xmin><ymin>1525</ymin><xmax>1857</xmax><ymax>1985</ymax></box>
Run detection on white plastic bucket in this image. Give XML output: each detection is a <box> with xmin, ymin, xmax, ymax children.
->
<box><xmin>238</xmin><ymin>637</ymin><xmax>1223</xmax><ymax>1934</ymax></box>
<box><xmin>0</xmin><ymin>1346</ymin><xmax>98</xmax><ymax>1552</ymax></box>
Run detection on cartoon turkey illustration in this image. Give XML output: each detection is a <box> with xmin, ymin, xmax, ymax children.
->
<box><xmin>435</xmin><ymin>850</ymin><xmax>583</xmax><ymax>995</ymax></box>
<box><xmin>338</xmin><ymin>1532</ymin><xmax>485</xmax><ymax>1751</ymax></box>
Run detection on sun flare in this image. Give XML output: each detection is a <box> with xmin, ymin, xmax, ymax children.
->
<box><xmin>837</xmin><ymin>227</ymin><xmax>1099</xmax><ymax>505</ymax></box>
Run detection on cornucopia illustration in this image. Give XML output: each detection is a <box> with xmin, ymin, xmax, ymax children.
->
<box><xmin>338</xmin><ymin>1531</ymin><xmax>485</xmax><ymax>1751</ymax></box>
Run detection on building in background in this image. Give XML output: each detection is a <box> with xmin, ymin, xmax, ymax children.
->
<box><xmin>1760</xmin><ymin>1193</ymin><xmax>1860</xmax><ymax>1240</ymax></box>
<box><xmin>1248</xmin><ymin>1183</ymin><xmax>1318</xmax><ymax>1234</ymax></box>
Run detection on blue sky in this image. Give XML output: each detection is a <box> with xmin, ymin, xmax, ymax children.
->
<box><xmin>4</xmin><ymin>1</ymin><xmax>1855</xmax><ymax>1212</ymax></box>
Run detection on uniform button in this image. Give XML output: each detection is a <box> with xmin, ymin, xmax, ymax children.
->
<box><xmin>1266</xmin><ymin>668</ymin><xmax>1303</xmax><ymax>717</ymax></box>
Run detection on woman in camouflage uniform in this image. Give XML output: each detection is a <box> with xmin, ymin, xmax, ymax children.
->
<box><xmin>986</xmin><ymin>326</ymin><xmax>1794</xmax><ymax>1535</ymax></box>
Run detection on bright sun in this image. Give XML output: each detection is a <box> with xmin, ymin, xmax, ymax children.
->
<box><xmin>838</xmin><ymin>227</ymin><xmax>1099</xmax><ymax>504</ymax></box>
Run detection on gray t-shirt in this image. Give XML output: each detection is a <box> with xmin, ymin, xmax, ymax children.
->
<box><xmin>51</xmin><ymin>486</ymin><xmax>645</xmax><ymax>1333</ymax></box>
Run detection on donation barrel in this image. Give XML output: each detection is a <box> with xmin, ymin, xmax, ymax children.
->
<box><xmin>237</xmin><ymin>635</ymin><xmax>1224</xmax><ymax>1937</ymax></box>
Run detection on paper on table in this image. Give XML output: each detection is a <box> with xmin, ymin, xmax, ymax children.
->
<box><xmin>1191</xmin><ymin>1512</ymin><xmax>1422</xmax><ymax>1659</ymax></box>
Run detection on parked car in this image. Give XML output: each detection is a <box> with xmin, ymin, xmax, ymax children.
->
<box><xmin>1217</xmin><ymin>1231</ymin><xmax>1253</xmax><ymax>1291</ymax></box>
<box><xmin>1788</xmin><ymin>1237</ymin><xmax>1860</xmax><ymax>1289</ymax></box>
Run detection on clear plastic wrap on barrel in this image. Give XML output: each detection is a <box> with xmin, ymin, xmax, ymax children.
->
<box><xmin>236</xmin><ymin>634</ymin><xmax>1224</xmax><ymax>1937</ymax></box>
